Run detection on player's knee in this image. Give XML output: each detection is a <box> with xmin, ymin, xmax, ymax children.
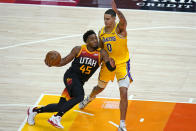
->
<box><xmin>98</xmin><ymin>80</ymin><xmax>108</xmax><ymax>89</ymax></box>
<box><xmin>96</xmin><ymin>85</ymin><xmax>105</xmax><ymax>91</ymax></box>
<box><xmin>57</xmin><ymin>97</ymin><xmax>67</xmax><ymax>106</ymax></box>
<box><xmin>120</xmin><ymin>87</ymin><xmax>128</xmax><ymax>100</ymax></box>
<box><xmin>121</xmin><ymin>94</ymin><xmax>128</xmax><ymax>101</ymax></box>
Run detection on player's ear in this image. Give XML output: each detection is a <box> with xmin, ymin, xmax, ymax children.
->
<box><xmin>86</xmin><ymin>39</ymin><xmax>88</xmax><ymax>44</ymax></box>
<box><xmin>86</xmin><ymin>40</ymin><xmax>89</xmax><ymax>45</ymax></box>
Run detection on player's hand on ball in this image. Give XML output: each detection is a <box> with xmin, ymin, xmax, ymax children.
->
<box><xmin>45</xmin><ymin>57</ymin><xmax>51</xmax><ymax>67</ymax></box>
<box><xmin>109</xmin><ymin>57</ymin><xmax>115</xmax><ymax>68</ymax></box>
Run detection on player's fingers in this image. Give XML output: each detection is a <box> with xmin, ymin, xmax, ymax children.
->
<box><xmin>47</xmin><ymin>59</ymin><xmax>52</xmax><ymax>67</ymax></box>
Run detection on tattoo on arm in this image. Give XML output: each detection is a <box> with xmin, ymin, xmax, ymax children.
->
<box><xmin>116</xmin><ymin>10</ymin><xmax>127</xmax><ymax>29</ymax></box>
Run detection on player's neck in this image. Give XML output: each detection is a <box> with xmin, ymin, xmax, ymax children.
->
<box><xmin>86</xmin><ymin>45</ymin><xmax>96</xmax><ymax>52</ymax></box>
<box><xmin>105</xmin><ymin>23</ymin><xmax>115</xmax><ymax>33</ymax></box>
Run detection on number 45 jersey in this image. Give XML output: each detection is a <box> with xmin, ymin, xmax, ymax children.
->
<box><xmin>69</xmin><ymin>45</ymin><xmax>101</xmax><ymax>82</ymax></box>
<box><xmin>99</xmin><ymin>24</ymin><xmax>130</xmax><ymax>65</ymax></box>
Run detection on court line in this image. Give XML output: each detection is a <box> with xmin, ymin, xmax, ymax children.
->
<box><xmin>37</xmin><ymin>93</ymin><xmax>196</xmax><ymax>104</ymax></box>
<box><xmin>128</xmin><ymin>95</ymin><xmax>134</xmax><ymax>100</ymax></box>
<box><xmin>17</xmin><ymin>93</ymin><xmax>45</xmax><ymax>131</ymax></box>
<box><xmin>0</xmin><ymin>34</ymin><xmax>82</xmax><ymax>50</ymax></box>
<box><xmin>0</xmin><ymin>104</ymin><xmax>35</xmax><ymax>107</ymax></box>
<box><xmin>0</xmin><ymin>29</ymin><xmax>74</xmax><ymax>36</ymax></box>
<box><xmin>73</xmin><ymin>110</ymin><xmax>94</xmax><ymax>116</ymax></box>
<box><xmin>0</xmin><ymin>94</ymin><xmax>195</xmax><ymax>108</ymax></box>
<box><xmin>140</xmin><ymin>118</ymin><xmax>144</xmax><ymax>123</ymax></box>
<box><xmin>108</xmin><ymin>121</ymin><xmax>119</xmax><ymax>128</ymax></box>
<box><xmin>188</xmin><ymin>98</ymin><xmax>194</xmax><ymax>103</ymax></box>
<box><xmin>0</xmin><ymin>26</ymin><xmax>196</xmax><ymax>50</ymax></box>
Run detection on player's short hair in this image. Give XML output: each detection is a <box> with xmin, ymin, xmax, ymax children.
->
<box><xmin>83</xmin><ymin>30</ymin><xmax>96</xmax><ymax>43</ymax></box>
<box><xmin>105</xmin><ymin>9</ymin><xmax>116</xmax><ymax>17</ymax></box>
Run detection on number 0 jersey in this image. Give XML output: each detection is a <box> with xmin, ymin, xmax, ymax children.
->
<box><xmin>68</xmin><ymin>45</ymin><xmax>101</xmax><ymax>82</ymax></box>
<box><xmin>99</xmin><ymin>24</ymin><xmax>130</xmax><ymax>65</ymax></box>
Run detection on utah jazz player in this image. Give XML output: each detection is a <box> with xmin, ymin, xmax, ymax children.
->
<box><xmin>79</xmin><ymin>1</ymin><xmax>133</xmax><ymax>131</ymax></box>
<box><xmin>27</xmin><ymin>30</ymin><xmax>116</xmax><ymax>128</ymax></box>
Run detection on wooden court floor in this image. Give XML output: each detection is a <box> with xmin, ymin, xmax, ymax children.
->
<box><xmin>0</xmin><ymin>3</ymin><xmax>196</xmax><ymax>131</ymax></box>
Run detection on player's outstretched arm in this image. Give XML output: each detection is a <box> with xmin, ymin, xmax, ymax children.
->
<box><xmin>112</xmin><ymin>0</ymin><xmax>127</xmax><ymax>33</ymax></box>
<box><xmin>100</xmin><ymin>49</ymin><xmax>116</xmax><ymax>71</ymax></box>
<box><xmin>56</xmin><ymin>46</ymin><xmax>81</xmax><ymax>67</ymax></box>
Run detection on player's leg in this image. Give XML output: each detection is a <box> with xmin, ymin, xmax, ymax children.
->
<box><xmin>48</xmin><ymin>74</ymin><xmax>84</xmax><ymax>128</ymax></box>
<box><xmin>79</xmin><ymin>63</ymin><xmax>115</xmax><ymax>109</ymax></box>
<box><xmin>56</xmin><ymin>80</ymin><xmax>84</xmax><ymax>116</ymax></box>
<box><xmin>89</xmin><ymin>63</ymin><xmax>113</xmax><ymax>98</ymax></box>
<box><xmin>118</xmin><ymin>79</ymin><xmax>129</xmax><ymax>131</ymax></box>
<box><xmin>79</xmin><ymin>80</ymin><xmax>107</xmax><ymax>109</ymax></box>
<box><xmin>116</xmin><ymin>60</ymin><xmax>133</xmax><ymax>131</ymax></box>
<box><xmin>27</xmin><ymin>70</ymin><xmax>73</xmax><ymax>126</ymax></box>
<box><xmin>27</xmin><ymin>97</ymin><xmax>67</xmax><ymax>126</ymax></box>
<box><xmin>118</xmin><ymin>82</ymin><xmax>129</xmax><ymax>131</ymax></box>
<box><xmin>89</xmin><ymin>81</ymin><xmax>107</xmax><ymax>98</ymax></box>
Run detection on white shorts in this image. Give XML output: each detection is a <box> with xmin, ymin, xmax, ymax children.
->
<box><xmin>98</xmin><ymin>75</ymin><xmax>131</xmax><ymax>88</ymax></box>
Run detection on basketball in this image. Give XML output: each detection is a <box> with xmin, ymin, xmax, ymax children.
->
<box><xmin>45</xmin><ymin>51</ymin><xmax>61</xmax><ymax>66</ymax></box>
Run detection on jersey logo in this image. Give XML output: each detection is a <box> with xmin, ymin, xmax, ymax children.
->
<box><xmin>80</xmin><ymin>65</ymin><xmax>92</xmax><ymax>74</ymax></box>
<box><xmin>66</xmin><ymin>78</ymin><xmax>72</xmax><ymax>85</ymax></box>
<box><xmin>102</xmin><ymin>37</ymin><xmax>116</xmax><ymax>43</ymax></box>
<box><xmin>79</xmin><ymin>57</ymin><xmax>97</xmax><ymax>67</ymax></box>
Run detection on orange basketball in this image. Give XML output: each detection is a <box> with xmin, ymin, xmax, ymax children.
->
<box><xmin>45</xmin><ymin>51</ymin><xmax>61</xmax><ymax>66</ymax></box>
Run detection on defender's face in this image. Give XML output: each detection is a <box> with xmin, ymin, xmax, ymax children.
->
<box><xmin>87</xmin><ymin>34</ymin><xmax>98</xmax><ymax>49</ymax></box>
<box><xmin>104</xmin><ymin>14</ymin><xmax>115</xmax><ymax>27</ymax></box>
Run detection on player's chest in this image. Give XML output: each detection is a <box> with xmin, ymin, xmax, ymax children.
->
<box><xmin>78</xmin><ymin>57</ymin><xmax>98</xmax><ymax>67</ymax></box>
<box><xmin>76</xmin><ymin>51</ymin><xmax>99</xmax><ymax>67</ymax></box>
<box><xmin>101</xmin><ymin>34</ymin><xmax>117</xmax><ymax>44</ymax></box>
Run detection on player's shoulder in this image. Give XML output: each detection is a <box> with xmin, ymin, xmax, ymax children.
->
<box><xmin>116</xmin><ymin>22</ymin><xmax>127</xmax><ymax>37</ymax></box>
<box><xmin>72</xmin><ymin>46</ymin><xmax>82</xmax><ymax>55</ymax></box>
<box><xmin>99</xmin><ymin>26</ymin><xmax>105</xmax><ymax>36</ymax></box>
<box><xmin>73</xmin><ymin>46</ymin><xmax>81</xmax><ymax>51</ymax></box>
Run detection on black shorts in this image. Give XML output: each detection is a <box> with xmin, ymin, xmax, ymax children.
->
<box><xmin>62</xmin><ymin>69</ymin><xmax>85</xmax><ymax>100</ymax></box>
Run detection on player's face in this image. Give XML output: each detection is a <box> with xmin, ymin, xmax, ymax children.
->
<box><xmin>87</xmin><ymin>34</ymin><xmax>98</xmax><ymax>50</ymax></box>
<box><xmin>104</xmin><ymin>14</ymin><xmax>115</xmax><ymax>27</ymax></box>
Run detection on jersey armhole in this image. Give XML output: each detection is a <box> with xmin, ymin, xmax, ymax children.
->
<box><xmin>115</xmin><ymin>23</ymin><xmax>127</xmax><ymax>39</ymax></box>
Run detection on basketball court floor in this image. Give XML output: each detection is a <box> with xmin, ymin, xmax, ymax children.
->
<box><xmin>0</xmin><ymin>2</ymin><xmax>196</xmax><ymax>131</ymax></box>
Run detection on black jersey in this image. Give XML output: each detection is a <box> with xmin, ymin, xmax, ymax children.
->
<box><xmin>68</xmin><ymin>45</ymin><xmax>101</xmax><ymax>82</ymax></box>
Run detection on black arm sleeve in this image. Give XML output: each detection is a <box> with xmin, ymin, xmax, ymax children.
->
<box><xmin>105</xmin><ymin>61</ymin><xmax>116</xmax><ymax>71</ymax></box>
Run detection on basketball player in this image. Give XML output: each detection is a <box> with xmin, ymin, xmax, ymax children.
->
<box><xmin>27</xmin><ymin>30</ymin><xmax>116</xmax><ymax>128</ymax></box>
<box><xmin>79</xmin><ymin>1</ymin><xmax>133</xmax><ymax>131</ymax></box>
